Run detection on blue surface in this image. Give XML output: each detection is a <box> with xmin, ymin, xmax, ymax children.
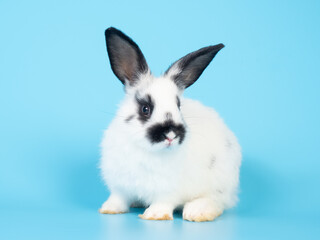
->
<box><xmin>1</xmin><ymin>0</ymin><xmax>320</xmax><ymax>239</ymax></box>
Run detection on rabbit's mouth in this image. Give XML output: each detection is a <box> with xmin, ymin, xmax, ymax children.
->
<box><xmin>146</xmin><ymin>120</ymin><xmax>186</xmax><ymax>146</ymax></box>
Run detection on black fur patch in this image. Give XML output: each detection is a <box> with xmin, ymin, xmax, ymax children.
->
<box><xmin>165</xmin><ymin>112</ymin><xmax>172</xmax><ymax>120</ymax></box>
<box><xmin>209</xmin><ymin>156</ymin><xmax>216</xmax><ymax>169</ymax></box>
<box><xmin>125</xmin><ymin>115</ymin><xmax>134</xmax><ymax>122</ymax></box>
<box><xmin>136</xmin><ymin>94</ymin><xmax>154</xmax><ymax>123</ymax></box>
<box><xmin>146</xmin><ymin>120</ymin><xmax>186</xmax><ymax>144</ymax></box>
<box><xmin>176</xmin><ymin>96</ymin><xmax>181</xmax><ymax>109</ymax></box>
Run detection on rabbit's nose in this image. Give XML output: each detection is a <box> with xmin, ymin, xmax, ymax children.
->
<box><xmin>164</xmin><ymin>131</ymin><xmax>177</xmax><ymax>142</ymax></box>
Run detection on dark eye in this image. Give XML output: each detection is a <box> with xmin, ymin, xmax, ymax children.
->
<box><xmin>141</xmin><ymin>105</ymin><xmax>151</xmax><ymax>116</ymax></box>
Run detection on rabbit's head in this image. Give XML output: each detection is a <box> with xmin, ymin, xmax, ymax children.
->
<box><xmin>105</xmin><ymin>27</ymin><xmax>224</xmax><ymax>151</ymax></box>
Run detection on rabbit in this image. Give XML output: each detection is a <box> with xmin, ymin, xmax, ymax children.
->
<box><xmin>99</xmin><ymin>27</ymin><xmax>241</xmax><ymax>222</ymax></box>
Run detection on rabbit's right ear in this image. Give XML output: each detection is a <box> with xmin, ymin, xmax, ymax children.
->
<box><xmin>105</xmin><ymin>27</ymin><xmax>149</xmax><ymax>86</ymax></box>
<box><xmin>165</xmin><ymin>44</ymin><xmax>224</xmax><ymax>89</ymax></box>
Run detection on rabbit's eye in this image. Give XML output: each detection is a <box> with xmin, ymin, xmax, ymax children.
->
<box><xmin>141</xmin><ymin>105</ymin><xmax>151</xmax><ymax>116</ymax></box>
<box><xmin>135</xmin><ymin>94</ymin><xmax>154</xmax><ymax>122</ymax></box>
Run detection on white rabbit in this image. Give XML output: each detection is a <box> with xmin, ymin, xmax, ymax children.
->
<box><xmin>99</xmin><ymin>27</ymin><xmax>241</xmax><ymax>222</ymax></box>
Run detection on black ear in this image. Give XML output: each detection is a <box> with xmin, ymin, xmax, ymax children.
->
<box><xmin>105</xmin><ymin>27</ymin><xmax>149</xmax><ymax>85</ymax></box>
<box><xmin>165</xmin><ymin>44</ymin><xmax>224</xmax><ymax>89</ymax></box>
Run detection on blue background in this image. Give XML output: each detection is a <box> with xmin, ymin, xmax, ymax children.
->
<box><xmin>1</xmin><ymin>0</ymin><xmax>319</xmax><ymax>239</ymax></box>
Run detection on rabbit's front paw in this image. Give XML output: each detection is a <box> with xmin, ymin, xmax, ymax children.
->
<box><xmin>99</xmin><ymin>194</ymin><xmax>129</xmax><ymax>214</ymax></box>
<box><xmin>139</xmin><ymin>203</ymin><xmax>173</xmax><ymax>220</ymax></box>
<box><xmin>183</xmin><ymin>198</ymin><xmax>222</xmax><ymax>222</ymax></box>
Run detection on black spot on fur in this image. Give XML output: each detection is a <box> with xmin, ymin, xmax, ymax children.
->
<box><xmin>209</xmin><ymin>156</ymin><xmax>216</xmax><ymax>169</ymax></box>
<box><xmin>225</xmin><ymin>139</ymin><xmax>232</xmax><ymax>148</ymax></box>
<box><xmin>136</xmin><ymin>94</ymin><xmax>154</xmax><ymax>123</ymax></box>
<box><xmin>125</xmin><ymin>115</ymin><xmax>134</xmax><ymax>122</ymax></box>
<box><xmin>165</xmin><ymin>112</ymin><xmax>172</xmax><ymax>120</ymax></box>
<box><xmin>146</xmin><ymin>120</ymin><xmax>186</xmax><ymax>144</ymax></box>
<box><xmin>177</xmin><ymin>96</ymin><xmax>181</xmax><ymax>109</ymax></box>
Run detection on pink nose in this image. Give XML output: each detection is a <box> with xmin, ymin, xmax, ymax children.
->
<box><xmin>166</xmin><ymin>137</ymin><xmax>173</xmax><ymax>143</ymax></box>
<box><xmin>164</xmin><ymin>131</ymin><xmax>176</xmax><ymax>143</ymax></box>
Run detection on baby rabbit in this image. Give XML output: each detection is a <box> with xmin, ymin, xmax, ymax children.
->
<box><xmin>99</xmin><ymin>27</ymin><xmax>241</xmax><ymax>222</ymax></box>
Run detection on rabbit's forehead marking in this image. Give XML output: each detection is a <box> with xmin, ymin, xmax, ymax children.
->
<box><xmin>165</xmin><ymin>112</ymin><xmax>173</xmax><ymax>120</ymax></box>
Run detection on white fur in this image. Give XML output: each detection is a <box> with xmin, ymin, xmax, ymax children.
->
<box><xmin>100</xmin><ymin>73</ymin><xmax>241</xmax><ymax>221</ymax></box>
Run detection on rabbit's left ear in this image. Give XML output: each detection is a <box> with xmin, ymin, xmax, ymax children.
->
<box><xmin>165</xmin><ymin>44</ymin><xmax>224</xmax><ymax>89</ymax></box>
<box><xmin>105</xmin><ymin>27</ymin><xmax>149</xmax><ymax>86</ymax></box>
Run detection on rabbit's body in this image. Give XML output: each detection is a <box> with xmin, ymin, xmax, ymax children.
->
<box><xmin>99</xmin><ymin>27</ymin><xmax>241</xmax><ymax>221</ymax></box>
<box><xmin>101</xmin><ymin>96</ymin><xmax>240</xmax><ymax>209</ymax></box>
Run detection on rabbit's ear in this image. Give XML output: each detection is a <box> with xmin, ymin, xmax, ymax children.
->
<box><xmin>105</xmin><ymin>27</ymin><xmax>149</xmax><ymax>86</ymax></box>
<box><xmin>165</xmin><ymin>44</ymin><xmax>224</xmax><ymax>89</ymax></box>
